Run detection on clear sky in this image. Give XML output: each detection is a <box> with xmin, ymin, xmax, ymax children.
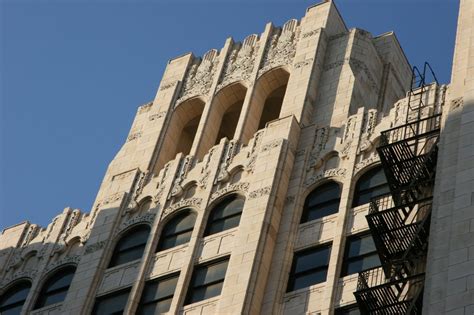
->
<box><xmin>1</xmin><ymin>0</ymin><xmax>459</xmax><ymax>230</ymax></box>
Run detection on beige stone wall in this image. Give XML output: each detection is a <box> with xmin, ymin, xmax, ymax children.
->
<box><xmin>1</xmin><ymin>1</ymin><xmax>456</xmax><ymax>315</ymax></box>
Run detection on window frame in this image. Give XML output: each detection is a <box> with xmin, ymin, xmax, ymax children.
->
<box><xmin>92</xmin><ymin>287</ymin><xmax>131</xmax><ymax>315</ymax></box>
<box><xmin>204</xmin><ymin>194</ymin><xmax>245</xmax><ymax>237</ymax></box>
<box><xmin>287</xmin><ymin>243</ymin><xmax>332</xmax><ymax>292</ymax></box>
<box><xmin>185</xmin><ymin>256</ymin><xmax>230</xmax><ymax>305</ymax></box>
<box><xmin>108</xmin><ymin>224</ymin><xmax>151</xmax><ymax>268</ymax></box>
<box><xmin>136</xmin><ymin>273</ymin><xmax>180</xmax><ymax>314</ymax></box>
<box><xmin>33</xmin><ymin>265</ymin><xmax>76</xmax><ymax>310</ymax></box>
<box><xmin>301</xmin><ymin>181</ymin><xmax>341</xmax><ymax>223</ymax></box>
<box><xmin>156</xmin><ymin>209</ymin><xmax>196</xmax><ymax>252</ymax></box>
<box><xmin>340</xmin><ymin>233</ymin><xmax>381</xmax><ymax>277</ymax></box>
<box><xmin>352</xmin><ymin>166</ymin><xmax>389</xmax><ymax>207</ymax></box>
<box><xmin>0</xmin><ymin>280</ymin><xmax>32</xmax><ymax>314</ymax></box>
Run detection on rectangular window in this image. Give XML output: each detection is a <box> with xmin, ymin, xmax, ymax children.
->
<box><xmin>185</xmin><ymin>257</ymin><xmax>229</xmax><ymax>305</ymax></box>
<box><xmin>137</xmin><ymin>273</ymin><xmax>179</xmax><ymax>315</ymax></box>
<box><xmin>341</xmin><ymin>233</ymin><xmax>381</xmax><ymax>277</ymax></box>
<box><xmin>92</xmin><ymin>288</ymin><xmax>131</xmax><ymax>315</ymax></box>
<box><xmin>335</xmin><ymin>304</ymin><xmax>361</xmax><ymax>315</ymax></box>
<box><xmin>287</xmin><ymin>244</ymin><xmax>331</xmax><ymax>292</ymax></box>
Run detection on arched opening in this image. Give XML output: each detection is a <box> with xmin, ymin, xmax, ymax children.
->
<box><xmin>156</xmin><ymin>210</ymin><xmax>196</xmax><ymax>252</ymax></box>
<box><xmin>156</xmin><ymin>98</ymin><xmax>205</xmax><ymax>171</ymax></box>
<box><xmin>108</xmin><ymin>225</ymin><xmax>151</xmax><ymax>268</ymax></box>
<box><xmin>204</xmin><ymin>194</ymin><xmax>245</xmax><ymax>236</ymax></box>
<box><xmin>197</xmin><ymin>83</ymin><xmax>247</xmax><ymax>158</ymax></box>
<box><xmin>242</xmin><ymin>68</ymin><xmax>290</xmax><ymax>143</ymax></box>
<box><xmin>0</xmin><ymin>280</ymin><xmax>31</xmax><ymax>314</ymax></box>
<box><xmin>34</xmin><ymin>266</ymin><xmax>76</xmax><ymax>310</ymax></box>
<box><xmin>352</xmin><ymin>166</ymin><xmax>389</xmax><ymax>207</ymax></box>
<box><xmin>301</xmin><ymin>181</ymin><xmax>341</xmax><ymax>223</ymax></box>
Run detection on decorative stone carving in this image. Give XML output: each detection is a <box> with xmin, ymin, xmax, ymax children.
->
<box><xmin>308</xmin><ymin>126</ymin><xmax>329</xmax><ymax>169</ymax></box>
<box><xmin>198</xmin><ymin>148</ymin><xmax>215</xmax><ymax>189</ymax></box>
<box><xmin>44</xmin><ymin>255</ymin><xmax>80</xmax><ymax>274</ymax></box>
<box><xmin>305</xmin><ymin>168</ymin><xmax>347</xmax><ymax>188</ymax></box>
<box><xmin>260</xmin><ymin>139</ymin><xmax>283</xmax><ymax>153</ymax></box>
<box><xmin>161</xmin><ymin>198</ymin><xmax>202</xmax><ymax>219</ymax></box>
<box><xmin>294</xmin><ymin>57</ymin><xmax>314</xmax><ymax>69</ymax></box>
<box><xmin>159</xmin><ymin>81</ymin><xmax>177</xmax><ymax>91</ymax></box>
<box><xmin>249</xmin><ymin>186</ymin><xmax>272</xmax><ymax>199</ymax></box>
<box><xmin>84</xmin><ymin>240</ymin><xmax>106</xmax><ymax>255</ymax></box>
<box><xmin>153</xmin><ymin>162</ymin><xmax>172</xmax><ymax>204</ymax></box>
<box><xmin>245</xmin><ymin>130</ymin><xmax>264</xmax><ymax>173</ymax></box>
<box><xmin>20</xmin><ymin>224</ymin><xmax>40</xmax><ymax>248</ymax></box>
<box><xmin>118</xmin><ymin>213</ymin><xmax>156</xmax><ymax>235</ymax></box>
<box><xmin>138</xmin><ymin>101</ymin><xmax>153</xmax><ymax>114</ymax></box>
<box><xmin>216</xmin><ymin>140</ymin><xmax>239</xmax><ymax>183</ymax></box>
<box><xmin>210</xmin><ymin>182</ymin><xmax>249</xmax><ymax>203</ymax></box>
<box><xmin>259</xmin><ymin>19</ymin><xmax>299</xmax><ymax>76</ymax></box>
<box><xmin>169</xmin><ymin>155</ymin><xmax>194</xmax><ymax>198</ymax></box>
<box><xmin>217</xmin><ymin>35</ymin><xmax>258</xmax><ymax>90</ymax></box>
<box><xmin>358</xmin><ymin>109</ymin><xmax>377</xmax><ymax>153</ymax></box>
<box><xmin>149</xmin><ymin>111</ymin><xmax>167</xmax><ymax>121</ymax></box>
<box><xmin>354</xmin><ymin>154</ymin><xmax>380</xmax><ymax>173</ymax></box>
<box><xmin>178</xmin><ymin>49</ymin><xmax>218</xmax><ymax>103</ymax></box>
<box><xmin>302</xmin><ymin>28</ymin><xmax>320</xmax><ymax>39</ymax></box>
<box><xmin>1</xmin><ymin>269</ymin><xmax>38</xmax><ymax>288</ymax></box>
<box><xmin>450</xmin><ymin>97</ymin><xmax>463</xmax><ymax>112</ymax></box>
<box><xmin>127</xmin><ymin>131</ymin><xmax>142</xmax><ymax>142</ymax></box>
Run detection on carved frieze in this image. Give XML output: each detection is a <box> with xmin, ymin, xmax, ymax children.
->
<box><xmin>44</xmin><ymin>255</ymin><xmax>80</xmax><ymax>274</ymax></box>
<box><xmin>259</xmin><ymin>20</ymin><xmax>299</xmax><ymax>76</ymax></box>
<box><xmin>305</xmin><ymin>168</ymin><xmax>347</xmax><ymax>188</ymax></box>
<box><xmin>149</xmin><ymin>111</ymin><xmax>167</xmax><ymax>121</ymax></box>
<box><xmin>217</xmin><ymin>35</ymin><xmax>258</xmax><ymax>90</ymax></box>
<box><xmin>84</xmin><ymin>240</ymin><xmax>106</xmax><ymax>255</ymax></box>
<box><xmin>260</xmin><ymin>139</ymin><xmax>283</xmax><ymax>153</ymax></box>
<box><xmin>358</xmin><ymin>109</ymin><xmax>377</xmax><ymax>154</ymax></box>
<box><xmin>161</xmin><ymin>198</ymin><xmax>202</xmax><ymax>220</ymax></box>
<box><xmin>159</xmin><ymin>81</ymin><xmax>177</xmax><ymax>91</ymax></box>
<box><xmin>245</xmin><ymin>130</ymin><xmax>264</xmax><ymax>173</ymax></box>
<box><xmin>301</xmin><ymin>28</ymin><xmax>320</xmax><ymax>39</ymax></box>
<box><xmin>209</xmin><ymin>182</ymin><xmax>249</xmax><ymax>203</ymax></box>
<box><xmin>308</xmin><ymin>126</ymin><xmax>329</xmax><ymax>169</ymax></box>
<box><xmin>249</xmin><ymin>186</ymin><xmax>272</xmax><ymax>199</ymax></box>
<box><xmin>178</xmin><ymin>50</ymin><xmax>218</xmax><ymax>103</ymax></box>
<box><xmin>169</xmin><ymin>155</ymin><xmax>194</xmax><ymax>198</ymax></box>
<box><xmin>294</xmin><ymin>57</ymin><xmax>314</xmax><ymax>69</ymax></box>
<box><xmin>216</xmin><ymin>140</ymin><xmax>239</xmax><ymax>184</ymax></box>
<box><xmin>1</xmin><ymin>269</ymin><xmax>38</xmax><ymax>288</ymax></box>
<box><xmin>354</xmin><ymin>154</ymin><xmax>380</xmax><ymax>174</ymax></box>
<box><xmin>118</xmin><ymin>213</ymin><xmax>156</xmax><ymax>235</ymax></box>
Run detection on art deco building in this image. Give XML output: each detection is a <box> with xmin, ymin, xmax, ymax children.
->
<box><xmin>1</xmin><ymin>1</ymin><xmax>472</xmax><ymax>314</ymax></box>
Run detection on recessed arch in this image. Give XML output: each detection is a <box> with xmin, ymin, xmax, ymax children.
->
<box><xmin>156</xmin><ymin>209</ymin><xmax>197</xmax><ymax>252</ymax></box>
<box><xmin>34</xmin><ymin>265</ymin><xmax>76</xmax><ymax>310</ymax></box>
<box><xmin>204</xmin><ymin>194</ymin><xmax>245</xmax><ymax>236</ymax></box>
<box><xmin>301</xmin><ymin>181</ymin><xmax>342</xmax><ymax>223</ymax></box>
<box><xmin>0</xmin><ymin>279</ymin><xmax>32</xmax><ymax>314</ymax></box>
<box><xmin>241</xmin><ymin>67</ymin><xmax>290</xmax><ymax>144</ymax></box>
<box><xmin>156</xmin><ymin>97</ymin><xmax>205</xmax><ymax>171</ymax></box>
<box><xmin>108</xmin><ymin>224</ymin><xmax>151</xmax><ymax>268</ymax></box>
<box><xmin>197</xmin><ymin>82</ymin><xmax>247</xmax><ymax>158</ymax></box>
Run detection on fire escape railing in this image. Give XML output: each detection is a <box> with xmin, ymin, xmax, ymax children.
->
<box><xmin>354</xmin><ymin>63</ymin><xmax>440</xmax><ymax>314</ymax></box>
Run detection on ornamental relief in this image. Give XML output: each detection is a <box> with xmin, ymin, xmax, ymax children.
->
<box><xmin>178</xmin><ymin>49</ymin><xmax>218</xmax><ymax>103</ymax></box>
<box><xmin>358</xmin><ymin>109</ymin><xmax>378</xmax><ymax>154</ymax></box>
<box><xmin>308</xmin><ymin>126</ymin><xmax>329</xmax><ymax>170</ymax></box>
<box><xmin>217</xmin><ymin>35</ymin><xmax>259</xmax><ymax>91</ymax></box>
<box><xmin>354</xmin><ymin>154</ymin><xmax>380</xmax><ymax>174</ymax></box>
<box><xmin>116</xmin><ymin>213</ymin><xmax>156</xmax><ymax>236</ymax></box>
<box><xmin>259</xmin><ymin>20</ymin><xmax>299</xmax><ymax>77</ymax></box>
<box><xmin>244</xmin><ymin>130</ymin><xmax>264</xmax><ymax>173</ymax></box>
<box><xmin>216</xmin><ymin>140</ymin><xmax>240</xmax><ymax>184</ymax></box>
<box><xmin>160</xmin><ymin>198</ymin><xmax>202</xmax><ymax>220</ymax></box>
<box><xmin>209</xmin><ymin>182</ymin><xmax>249</xmax><ymax>203</ymax></box>
<box><xmin>305</xmin><ymin>168</ymin><xmax>347</xmax><ymax>188</ymax></box>
<box><xmin>44</xmin><ymin>255</ymin><xmax>80</xmax><ymax>274</ymax></box>
<box><xmin>0</xmin><ymin>269</ymin><xmax>38</xmax><ymax>289</ymax></box>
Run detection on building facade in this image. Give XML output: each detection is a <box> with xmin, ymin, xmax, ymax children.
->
<box><xmin>0</xmin><ymin>1</ymin><xmax>472</xmax><ymax>314</ymax></box>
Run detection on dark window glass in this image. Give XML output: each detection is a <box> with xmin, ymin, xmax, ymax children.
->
<box><xmin>335</xmin><ymin>304</ymin><xmax>361</xmax><ymax>315</ymax></box>
<box><xmin>157</xmin><ymin>210</ymin><xmax>196</xmax><ymax>252</ymax></box>
<box><xmin>287</xmin><ymin>244</ymin><xmax>331</xmax><ymax>292</ymax></box>
<box><xmin>185</xmin><ymin>258</ymin><xmax>229</xmax><ymax>305</ymax></box>
<box><xmin>205</xmin><ymin>195</ymin><xmax>244</xmax><ymax>236</ymax></box>
<box><xmin>341</xmin><ymin>234</ymin><xmax>381</xmax><ymax>277</ymax></box>
<box><xmin>92</xmin><ymin>288</ymin><xmax>131</xmax><ymax>315</ymax></box>
<box><xmin>301</xmin><ymin>182</ymin><xmax>341</xmax><ymax>223</ymax></box>
<box><xmin>137</xmin><ymin>273</ymin><xmax>179</xmax><ymax>315</ymax></box>
<box><xmin>0</xmin><ymin>280</ymin><xmax>31</xmax><ymax>315</ymax></box>
<box><xmin>352</xmin><ymin>166</ymin><xmax>389</xmax><ymax>207</ymax></box>
<box><xmin>34</xmin><ymin>266</ymin><xmax>76</xmax><ymax>310</ymax></box>
<box><xmin>109</xmin><ymin>225</ymin><xmax>151</xmax><ymax>268</ymax></box>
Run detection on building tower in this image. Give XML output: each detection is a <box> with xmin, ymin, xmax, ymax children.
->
<box><xmin>0</xmin><ymin>1</ymin><xmax>469</xmax><ymax>314</ymax></box>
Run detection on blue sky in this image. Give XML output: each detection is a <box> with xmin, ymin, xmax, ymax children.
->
<box><xmin>1</xmin><ymin>0</ymin><xmax>459</xmax><ymax>230</ymax></box>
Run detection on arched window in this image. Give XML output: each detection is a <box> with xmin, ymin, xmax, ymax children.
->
<box><xmin>157</xmin><ymin>210</ymin><xmax>196</xmax><ymax>252</ymax></box>
<box><xmin>0</xmin><ymin>280</ymin><xmax>31</xmax><ymax>314</ymax></box>
<box><xmin>34</xmin><ymin>266</ymin><xmax>76</xmax><ymax>309</ymax></box>
<box><xmin>205</xmin><ymin>195</ymin><xmax>244</xmax><ymax>236</ymax></box>
<box><xmin>352</xmin><ymin>166</ymin><xmax>389</xmax><ymax>207</ymax></box>
<box><xmin>109</xmin><ymin>225</ymin><xmax>151</xmax><ymax>268</ymax></box>
<box><xmin>301</xmin><ymin>181</ymin><xmax>341</xmax><ymax>223</ymax></box>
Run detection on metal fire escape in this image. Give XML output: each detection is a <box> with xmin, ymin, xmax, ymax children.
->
<box><xmin>354</xmin><ymin>63</ymin><xmax>441</xmax><ymax>314</ymax></box>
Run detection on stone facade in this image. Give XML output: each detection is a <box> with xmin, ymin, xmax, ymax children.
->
<box><xmin>0</xmin><ymin>1</ymin><xmax>469</xmax><ymax>314</ymax></box>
